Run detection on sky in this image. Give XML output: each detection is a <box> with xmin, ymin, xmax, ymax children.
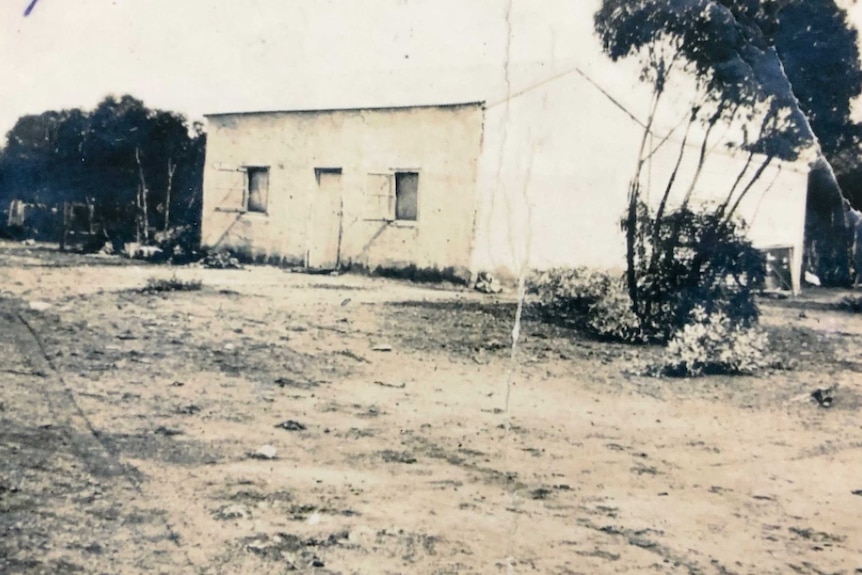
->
<box><xmin>0</xmin><ymin>0</ymin><xmax>554</xmax><ymax>133</ymax></box>
<box><xmin>3</xmin><ymin>0</ymin><xmax>862</xmax><ymax>137</ymax></box>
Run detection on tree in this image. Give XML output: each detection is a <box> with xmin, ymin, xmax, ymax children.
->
<box><xmin>83</xmin><ymin>95</ymin><xmax>153</xmax><ymax>240</ymax></box>
<box><xmin>595</xmin><ymin>0</ymin><xmax>814</xmax><ymax>331</ymax></box>
<box><xmin>733</xmin><ymin>0</ymin><xmax>862</xmax><ymax>284</ymax></box>
<box><xmin>145</xmin><ymin>110</ymin><xmax>197</xmax><ymax>232</ymax></box>
<box><xmin>0</xmin><ymin>95</ymin><xmax>206</xmax><ymax>246</ymax></box>
<box><xmin>0</xmin><ymin>111</ymin><xmax>71</xmax><ymax>204</ymax></box>
<box><xmin>769</xmin><ymin>0</ymin><xmax>862</xmax><ymax>161</ymax></box>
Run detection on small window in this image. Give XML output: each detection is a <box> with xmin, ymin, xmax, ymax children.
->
<box><xmin>394</xmin><ymin>172</ymin><xmax>418</xmax><ymax>221</ymax></box>
<box><xmin>246</xmin><ymin>167</ymin><xmax>269</xmax><ymax>213</ymax></box>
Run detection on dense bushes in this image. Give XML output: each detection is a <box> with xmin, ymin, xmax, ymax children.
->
<box><xmin>625</xmin><ymin>204</ymin><xmax>766</xmax><ymax>341</ymax></box>
<box><xmin>527</xmin><ymin>267</ymin><xmax>647</xmax><ymax>343</ymax></box>
<box><xmin>650</xmin><ymin>306</ymin><xmax>770</xmax><ymax>377</ymax></box>
<box><xmin>528</xmin><ymin>207</ymin><xmax>771</xmax><ymax>376</ymax></box>
<box><xmin>528</xmin><ymin>267</ymin><xmax>772</xmax><ymax>376</ymax></box>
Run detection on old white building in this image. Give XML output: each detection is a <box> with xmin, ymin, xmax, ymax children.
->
<box><xmin>201</xmin><ymin>1</ymin><xmax>813</xmax><ymax>292</ymax></box>
<box><xmin>201</xmin><ymin>102</ymin><xmax>485</xmax><ymax>281</ymax></box>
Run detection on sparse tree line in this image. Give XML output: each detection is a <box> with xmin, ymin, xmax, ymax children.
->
<box><xmin>0</xmin><ymin>94</ymin><xmax>205</xmax><ymax>249</ymax></box>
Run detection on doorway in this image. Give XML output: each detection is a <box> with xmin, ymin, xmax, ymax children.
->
<box><xmin>307</xmin><ymin>168</ymin><xmax>343</xmax><ymax>270</ymax></box>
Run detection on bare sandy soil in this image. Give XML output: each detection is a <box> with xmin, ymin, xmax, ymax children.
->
<box><xmin>2</xmin><ymin>240</ymin><xmax>862</xmax><ymax>575</ymax></box>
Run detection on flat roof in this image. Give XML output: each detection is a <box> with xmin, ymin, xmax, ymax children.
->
<box><xmin>204</xmin><ymin>100</ymin><xmax>486</xmax><ymax>119</ymax></box>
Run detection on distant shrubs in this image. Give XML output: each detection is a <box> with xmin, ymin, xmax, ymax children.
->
<box><xmin>153</xmin><ymin>225</ymin><xmax>201</xmax><ymax>264</ymax></box>
<box><xmin>141</xmin><ymin>275</ymin><xmax>203</xmax><ymax>294</ymax></box>
<box><xmin>649</xmin><ymin>306</ymin><xmax>770</xmax><ymax>377</ymax></box>
<box><xmin>202</xmin><ymin>251</ymin><xmax>244</xmax><ymax>270</ymax></box>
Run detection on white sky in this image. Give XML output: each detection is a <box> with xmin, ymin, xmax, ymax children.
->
<box><xmin>2</xmin><ymin>0</ymin><xmax>862</xmax><ymax>137</ymax></box>
<box><xmin>0</xmin><ymin>0</ymin><xmax>536</xmax><ymax>133</ymax></box>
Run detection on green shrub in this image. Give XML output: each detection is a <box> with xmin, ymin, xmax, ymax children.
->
<box><xmin>652</xmin><ymin>306</ymin><xmax>770</xmax><ymax>377</ymax></box>
<box><xmin>141</xmin><ymin>275</ymin><xmax>203</xmax><ymax>294</ymax></box>
<box><xmin>626</xmin><ymin>204</ymin><xmax>766</xmax><ymax>341</ymax></box>
<box><xmin>527</xmin><ymin>267</ymin><xmax>646</xmax><ymax>343</ymax></box>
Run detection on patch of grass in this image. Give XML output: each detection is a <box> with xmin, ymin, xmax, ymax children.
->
<box><xmin>140</xmin><ymin>275</ymin><xmax>203</xmax><ymax>294</ymax></box>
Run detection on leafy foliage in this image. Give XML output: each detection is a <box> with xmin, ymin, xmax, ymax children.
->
<box><xmin>627</xmin><ymin>203</ymin><xmax>766</xmax><ymax>340</ymax></box>
<box><xmin>152</xmin><ymin>225</ymin><xmax>203</xmax><ymax>264</ymax></box>
<box><xmin>769</xmin><ymin>0</ymin><xmax>862</xmax><ymax>161</ymax></box>
<box><xmin>595</xmin><ymin>0</ymin><xmax>820</xmax><ymax>332</ymax></box>
<box><xmin>527</xmin><ymin>209</ymin><xmax>765</xmax><ymax>345</ymax></box>
<box><xmin>595</xmin><ymin>0</ymin><xmax>811</xmax><ymax>158</ymax></box>
<box><xmin>0</xmin><ymin>95</ymin><xmax>206</xmax><ymax>243</ymax></box>
<box><xmin>527</xmin><ymin>268</ymin><xmax>647</xmax><ymax>343</ymax></box>
<box><xmin>651</xmin><ymin>306</ymin><xmax>770</xmax><ymax>376</ymax></box>
<box><xmin>141</xmin><ymin>275</ymin><xmax>203</xmax><ymax>294</ymax></box>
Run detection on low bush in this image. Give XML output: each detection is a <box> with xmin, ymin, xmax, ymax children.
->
<box><xmin>527</xmin><ymin>267</ymin><xmax>646</xmax><ymax>343</ymax></box>
<box><xmin>202</xmin><ymin>251</ymin><xmax>244</xmax><ymax>270</ymax></box>
<box><xmin>152</xmin><ymin>225</ymin><xmax>202</xmax><ymax>264</ymax></box>
<box><xmin>141</xmin><ymin>275</ymin><xmax>203</xmax><ymax>294</ymax></box>
<box><xmin>837</xmin><ymin>295</ymin><xmax>862</xmax><ymax>313</ymax></box>
<box><xmin>651</xmin><ymin>306</ymin><xmax>770</xmax><ymax>377</ymax></box>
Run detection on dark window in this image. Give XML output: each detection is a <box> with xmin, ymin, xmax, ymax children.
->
<box><xmin>246</xmin><ymin>167</ymin><xmax>269</xmax><ymax>213</ymax></box>
<box><xmin>394</xmin><ymin>172</ymin><xmax>418</xmax><ymax>221</ymax></box>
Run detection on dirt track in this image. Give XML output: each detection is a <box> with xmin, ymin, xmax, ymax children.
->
<box><xmin>2</xmin><ymin>241</ymin><xmax>862</xmax><ymax>575</ymax></box>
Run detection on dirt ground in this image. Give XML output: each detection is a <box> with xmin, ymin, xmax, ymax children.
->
<box><xmin>1</xmin><ymin>240</ymin><xmax>862</xmax><ymax>575</ymax></box>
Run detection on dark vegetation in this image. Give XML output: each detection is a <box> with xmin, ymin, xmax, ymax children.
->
<box><xmin>837</xmin><ymin>295</ymin><xmax>862</xmax><ymax>314</ymax></box>
<box><xmin>365</xmin><ymin>264</ymin><xmax>471</xmax><ymax>286</ymax></box>
<box><xmin>0</xmin><ymin>94</ymin><xmax>205</xmax><ymax>250</ymax></box>
<box><xmin>595</xmin><ymin>0</ymin><xmax>862</xmax><ymax>291</ymax></box>
<box><xmin>578</xmin><ymin>0</ymin><xmax>862</xmax><ymax>373</ymax></box>
<box><xmin>624</xmin><ymin>206</ymin><xmax>766</xmax><ymax>341</ymax></box>
<box><xmin>140</xmin><ymin>276</ymin><xmax>203</xmax><ymax>294</ymax></box>
<box><xmin>526</xmin><ymin>209</ymin><xmax>770</xmax><ymax>376</ymax></box>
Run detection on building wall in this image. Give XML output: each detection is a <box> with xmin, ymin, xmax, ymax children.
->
<box><xmin>472</xmin><ymin>61</ymin><xmax>810</xmax><ymax>294</ymax></box>
<box><xmin>201</xmin><ymin>103</ymin><xmax>485</xmax><ymax>280</ymax></box>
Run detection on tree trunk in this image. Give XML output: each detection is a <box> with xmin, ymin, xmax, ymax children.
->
<box><xmin>717</xmin><ymin>151</ymin><xmax>755</xmax><ymax>217</ymax></box>
<box><xmin>804</xmin><ymin>158</ymin><xmax>853</xmax><ymax>286</ymax></box>
<box><xmin>135</xmin><ymin>147</ymin><xmax>150</xmax><ymax>243</ymax></box>
<box><xmin>164</xmin><ymin>158</ymin><xmax>176</xmax><ymax>232</ymax></box>
<box><xmin>625</xmin><ymin>179</ymin><xmax>640</xmax><ymax>308</ymax></box>
<box><xmin>626</xmin><ymin>86</ymin><xmax>665</xmax><ymax>310</ymax></box>
<box><xmin>135</xmin><ymin>183</ymin><xmax>142</xmax><ymax>244</ymax></box>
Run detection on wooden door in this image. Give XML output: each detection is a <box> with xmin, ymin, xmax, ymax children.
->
<box><xmin>308</xmin><ymin>169</ymin><xmax>343</xmax><ymax>269</ymax></box>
